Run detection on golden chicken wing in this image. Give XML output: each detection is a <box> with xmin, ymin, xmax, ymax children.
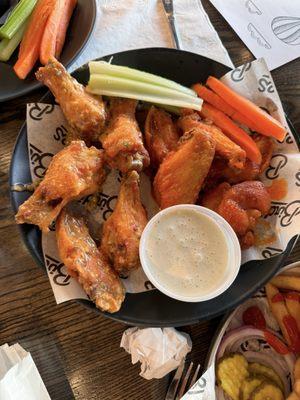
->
<box><xmin>202</xmin><ymin>181</ymin><xmax>271</xmax><ymax>248</ymax></box>
<box><xmin>36</xmin><ymin>57</ymin><xmax>107</xmax><ymax>144</ymax></box>
<box><xmin>100</xmin><ymin>171</ymin><xmax>147</xmax><ymax>277</ymax></box>
<box><xmin>100</xmin><ymin>98</ymin><xmax>150</xmax><ymax>173</ymax></box>
<box><xmin>178</xmin><ymin>113</ymin><xmax>246</xmax><ymax>169</ymax></box>
<box><xmin>144</xmin><ymin>106</ymin><xmax>179</xmax><ymax>168</ymax></box>
<box><xmin>56</xmin><ymin>207</ymin><xmax>125</xmax><ymax>313</ymax></box>
<box><xmin>16</xmin><ymin>141</ymin><xmax>105</xmax><ymax>232</ymax></box>
<box><xmin>153</xmin><ymin>127</ymin><xmax>215</xmax><ymax>209</ymax></box>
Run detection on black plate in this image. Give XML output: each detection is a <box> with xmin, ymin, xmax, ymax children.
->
<box><xmin>9</xmin><ymin>48</ymin><xmax>299</xmax><ymax>327</ymax></box>
<box><xmin>0</xmin><ymin>0</ymin><xmax>96</xmax><ymax>102</ymax></box>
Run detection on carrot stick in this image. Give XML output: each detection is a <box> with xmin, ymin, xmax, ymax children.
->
<box><xmin>40</xmin><ymin>0</ymin><xmax>65</xmax><ymax>65</ymax></box>
<box><xmin>55</xmin><ymin>0</ymin><xmax>77</xmax><ymax>58</ymax></box>
<box><xmin>192</xmin><ymin>83</ymin><xmax>261</xmax><ymax>131</ymax></box>
<box><xmin>206</xmin><ymin>76</ymin><xmax>287</xmax><ymax>141</ymax></box>
<box><xmin>199</xmin><ymin>102</ymin><xmax>262</xmax><ymax>164</ymax></box>
<box><xmin>14</xmin><ymin>0</ymin><xmax>55</xmax><ymax>79</ymax></box>
<box><xmin>192</xmin><ymin>83</ymin><xmax>235</xmax><ymax>116</ymax></box>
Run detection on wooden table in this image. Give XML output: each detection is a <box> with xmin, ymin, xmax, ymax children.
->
<box><xmin>0</xmin><ymin>2</ymin><xmax>299</xmax><ymax>399</ymax></box>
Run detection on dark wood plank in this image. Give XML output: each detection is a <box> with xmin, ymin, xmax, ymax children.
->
<box><xmin>0</xmin><ymin>2</ymin><xmax>299</xmax><ymax>398</ymax></box>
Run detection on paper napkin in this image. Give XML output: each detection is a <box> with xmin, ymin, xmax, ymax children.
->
<box><xmin>120</xmin><ymin>327</ymin><xmax>192</xmax><ymax>379</ymax></box>
<box><xmin>209</xmin><ymin>0</ymin><xmax>300</xmax><ymax>70</ymax></box>
<box><xmin>71</xmin><ymin>0</ymin><xmax>233</xmax><ymax>71</ymax></box>
<box><xmin>0</xmin><ymin>343</ymin><xmax>50</xmax><ymax>400</ymax></box>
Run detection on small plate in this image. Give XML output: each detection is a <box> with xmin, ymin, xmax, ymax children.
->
<box><xmin>205</xmin><ymin>261</ymin><xmax>300</xmax><ymax>397</ymax></box>
<box><xmin>0</xmin><ymin>0</ymin><xmax>96</xmax><ymax>102</ymax></box>
<box><xmin>9</xmin><ymin>47</ymin><xmax>299</xmax><ymax>327</ymax></box>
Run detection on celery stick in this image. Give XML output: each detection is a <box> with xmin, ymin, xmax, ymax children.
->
<box><xmin>88</xmin><ymin>74</ymin><xmax>201</xmax><ymax>105</ymax></box>
<box><xmin>0</xmin><ymin>19</ymin><xmax>28</xmax><ymax>61</ymax></box>
<box><xmin>86</xmin><ymin>87</ymin><xmax>202</xmax><ymax>111</ymax></box>
<box><xmin>0</xmin><ymin>0</ymin><xmax>37</xmax><ymax>39</ymax></box>
<box><xmin>89</xmin><ymin>61</ymin><xmax>197</xmax><ymax>97</ymax></box>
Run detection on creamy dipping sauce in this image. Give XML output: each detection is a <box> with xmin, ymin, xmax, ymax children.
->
<box><xmin>145</xmin><ymin>208</ymin><xmax>228</xmax><ymax>298</ymax></box>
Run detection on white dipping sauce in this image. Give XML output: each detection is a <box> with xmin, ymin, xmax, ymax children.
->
<box><xmin>145</xmin><ymin>208</ymin><xmax>228</xmax><ymax>298</ymax></box>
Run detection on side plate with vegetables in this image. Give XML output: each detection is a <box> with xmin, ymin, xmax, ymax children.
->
<box><xmin>0</xmin><ymin>0</ymin><xmax>96</xmax><ymax>101</ymax></box>
<box><xmin>206</xmin><ymin>261</ymin><xmax>300</xmax><ymax>400</ymax></box>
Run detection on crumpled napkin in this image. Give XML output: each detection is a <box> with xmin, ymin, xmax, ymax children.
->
<box><xmin>120</xmin><ymin>327</ymin><xmax>192</xmax><ymax>379</ymax></box>
<box><xmin>0</xmin><ymin>343</ymin><xmax>50</xmax><ymax>400</ymax></box>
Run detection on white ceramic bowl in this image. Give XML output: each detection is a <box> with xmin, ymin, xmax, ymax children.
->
<box><xmin>139</xmin><ymin>204</ymin><xmax>241</xmax><ymax>303</ymax></box>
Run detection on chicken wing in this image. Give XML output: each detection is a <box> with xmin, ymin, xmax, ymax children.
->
<box><xmin>153</xmin><ymin>127</ymin><xmax>215</xmax><ymax>209</ymax></box>
<box><xmin>178</xmin><ymin>113</ymin><xmax>246</xmax><ymax>169</ymax></box>
<box><xmin>16</xmin><ymin>141</ymin><xmax>106</xmax><ymax>232</ymax></box>
<box><xmin>204</xmin><ymin>134</ymin><xmax>274</xmax><ymax>187</ymax></box>
<box><xmin>202</xmin><ymin>181</ymin><xmax>271</xmax><ymax>248</ymax></box>
<box><xmin>100</xmin><ymin>171</ymin><xmax>147</xmax><ymax>277</ymax></box>
<box><xmin>144</xmin><ymin>106</ymin><xmax>179</xmax><ymax>168</ymax></box>
<box><xmin>56</xmin><ymin>207</ymin><xmax>125</xmax><ymax>313</ymax></box>
<box><xmin>36</xmin><ymin>57</ymin><xmax>107</xmax><ymax>144</ymax></box>
<box><xmin>100</xmin><ymin>98</ymin><xmax>150</xmax><ymax>173</ymax></box>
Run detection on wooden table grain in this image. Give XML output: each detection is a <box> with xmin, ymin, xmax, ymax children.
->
<box><xmin>0</xmin><ymin>2</ymin><xmax>299</xmax><ymax>399</ymax></box>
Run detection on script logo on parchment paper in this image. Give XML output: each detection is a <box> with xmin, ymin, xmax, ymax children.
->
<box><xmin>269</xmin><ymin>200</ymin><xmax>300</xmax><ymax>227</ymax></box>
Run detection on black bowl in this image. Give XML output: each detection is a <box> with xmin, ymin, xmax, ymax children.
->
<box><xmin>9</xmin><ymin>48</ymin><xmax>299</xmax><ymax>327</ymax></box>
<box><xmin>0</xmin><ymin>0</ymin><xmax>96</xmax><ymax>102</ymax></box>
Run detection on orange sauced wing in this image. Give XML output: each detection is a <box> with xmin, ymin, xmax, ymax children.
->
<box><xmin>56</xmin><ymin>207</ymin><xmax>125</xmax><ymax>313</ymax></box>
<box><xmin>153</xmin><ymin>127</ymin><xmax>215</xmax><ymax>209</ymax></box>
<box><xmin>15</xmin><ymin>141</ymin><xmax>105</xmax><ymax>232</ymax></box>
<box><xmin>203</xmin><ymin>181</ymin><xmax>271</xmax><ymax>249</ymax></box>
<box><xmin>178</xmin><ymin>112</ymin><xmax>246</xmax><ymax>169</ymax></box>
<box><xmin>100</xmin><ymin>98</ymin><xmax>150</xmax><ymax>173</ymax></box>
<box><xmin>36</xmin><ymin>57</ymin><xmax>107</xmax><ymax>144</ymax></box>
<box><xmin>145</xmin><ymin>106</ymin><xmax>179</xmax><ymax>168</ymax></box>
<box><xmin>100</xmin><ymin>171</ymin><xmax>147</xmax><ymax>277</ymax></box>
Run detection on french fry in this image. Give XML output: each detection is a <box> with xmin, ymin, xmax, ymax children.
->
<box><xmin>271</xmin><ymin>275</ymin><xmax>300</xmax><ymax>292</ymax></box>
<box><xmin>286</xmin><ymin>293</ymin><xmax>300</xmax><ymax>331</ymax></box>
<box><xmin>265</xmin><ymin>284</ymin><xmax>300</xmax><ymax>352</ymax></box>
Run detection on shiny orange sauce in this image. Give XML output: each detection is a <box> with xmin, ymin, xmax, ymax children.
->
<box><xmin>266</xmin><ymin>178</ymin><xmax>288</xmax><ymax>200</ymax></box>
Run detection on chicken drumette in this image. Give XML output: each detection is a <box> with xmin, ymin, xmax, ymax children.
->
<box><xmin>100</xmin><ymin>98</ymin><xmax>150</xmax><ymax>173</ymax></box>
<box><xmin>36</xmin><ymin>57</ymin><xmax>107</xmax><ymax>144</ymax></box>
<box><xmin>16</xmin><ymin>141</ymin><xmax>106</xmax><ymax>232</ymax></box>
<box><xmin>100</xmin><ymin>171</ymin><xmax>147</xmax><ymax>277</ymax></box>
<box><xmin>144</xmin><ymin>106</ymin><xmax>179</xmax><ymax>168</ymax></box>
<box><xmin>56</xmin><ymin>207</ymin><xmax>125</xmax><ymax>313</ymax></box>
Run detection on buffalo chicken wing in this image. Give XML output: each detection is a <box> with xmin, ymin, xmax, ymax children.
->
<box><xmin>144</xmin><ymin>106</ymin><xmax>179</xmax><ymax>168</ymax></box>
<box><xmin>101</xmin><ymin>171</ymin><xmax>147</xmax><ymax>277</ymax></box>
<box><xmin>56</xmin><ymin>207</ymin><xmax>125</xmax><ymax>313</ymax></box>
<box><xmin>178</xmin><ymin>112</ymin><xmax>246</xmax><ymax>169</ymax></box>
<box><xmin>202</xmin><ymin>181</ymin><xmax>271</xmax><ymax>248</ymax></box>
<box><xmin>36</xmin><ymin>57</ymin><xmax>107</xmax><ymax>144</ymax></box>
<box><xmin>16</xmin><ymin>141</ymin><xmax>105</xmax><ymax>232</ymax></box>
<box><xmin>100</xmin><ymin>98</ymin><xmax>150</xmax><ymax>173</ymax></box>
<box><xmin>154</xmin><ymin>127</ymin><xmax>215</xmax><ymax>209</ymax></box>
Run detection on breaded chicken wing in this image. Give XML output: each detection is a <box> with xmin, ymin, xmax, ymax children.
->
<box><xmin>100</xmin><ymin>171</ymin><xmax>147</xmax><ymax>277</ymax></box>
<box><xmin>36</xmin><ymin>57</ymin><xmax>107</xmax><ymax>144</ymax></box>
<box><xmin>202</xmin><ymin>181</ymin><xmax>271</xmax><ymax>248</ymax></box>
<box><xmin>145</xmin><ymin>106</ymin><xmax>179</xmax><ymax>168</ymax></box>
<box><xmin>178</xmin><ymin>113</ymin><xmax>246</xmax><ymax>169</ymax></box>
<box><xmin>100</xmin><ymin>98</ymin><xmax>149</xmax><ymax>173</ymax></box>
<box><xmin>56</xmin><ymin>207</ymin><xmax>125</xmax><ymax>313</ymax></box>
<box><xmin>16</xmin><ymin>141</ymin><xmax>105</xmax><ymax>232</ymax></box>
<box><xmin>153</xmin><ymin>127</ymin><xmax>215</xmax><ymax>209</ymax></box>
